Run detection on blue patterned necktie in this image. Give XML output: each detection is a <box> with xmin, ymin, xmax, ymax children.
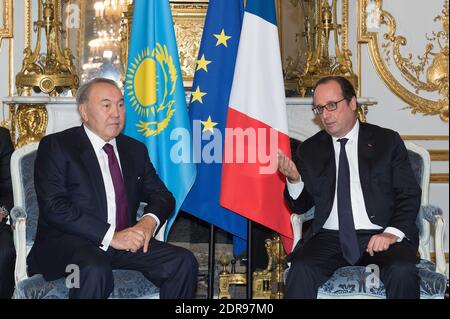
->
<box><xmin>103</xmin><ymin>143</ymin><xmax>129</xmax><ymax>232</ymax></box>
<box><xmin>337</xmin><ymin>138</ymin><xmax>360</xmax><ymax>265</ymax></box>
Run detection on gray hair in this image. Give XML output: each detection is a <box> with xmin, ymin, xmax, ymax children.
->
<box><xmin>76</xmin><ymin>78</ymin><xmax>120</xmax><ymax>106</ymax></box>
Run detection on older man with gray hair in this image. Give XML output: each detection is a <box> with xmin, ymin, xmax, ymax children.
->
<box><xmin>27</xmin><ymin>78</ymin><xmax>198</xmax><ymax>299</ymax></box>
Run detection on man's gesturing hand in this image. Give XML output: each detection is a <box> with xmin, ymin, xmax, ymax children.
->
<box><xmin>277</xmin><ymin>149</ymin><xmax>301</xmax><ymax>183</ymax></box>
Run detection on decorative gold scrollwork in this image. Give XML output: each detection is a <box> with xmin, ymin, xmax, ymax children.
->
<box><xmin>16</xmin><ymin>105</ymin><xmax>48</xmax><ymax>148</ymax></box>
<box><xmin>359</xmin><ymin>0</ymin><xmax>449</xmax><ymax>121</ymax></box>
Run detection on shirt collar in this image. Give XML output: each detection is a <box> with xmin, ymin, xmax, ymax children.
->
<box><xmin>332</xmin><ymin>120</ymin><xmax>360</xmax><ymax>144</ymax></box>
<box><xmin>83</xmin><ymin>125</ymin><xmax>118</xmax><ymax>154</ymax></box>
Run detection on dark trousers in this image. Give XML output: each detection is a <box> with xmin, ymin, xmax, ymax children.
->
<box><xmin>30</xmin><ymin>236</ymin><xmax>198</xmax><ymax>299</ymax></box>
<box><xmin>285</xmin><ymin>230</ymin><xmax>420</xmax><ymax>299</ymax></box>
<box><xmin>0</xmin><ymin>223</ymin><xmax>16</xmax><ymax>299</ymax></box>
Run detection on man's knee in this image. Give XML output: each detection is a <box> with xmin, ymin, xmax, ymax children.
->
<box><xmin>289</xmin><ymin>253</ymin><xmax>318</xmax><ymax>275</ymax></box>
<box><xmin>76</xmin><ymin>253</ymin><xmax>113</xmax><ymax>287</ymax></box>
<box><xmin>177</xmin><ymin>248</ymin><xmax>198</xmax><ymax>275</ymax></box>
<box><xmin>382</xmin><ymin>261</ymin><xmax>418</xmax><ymax>282</ymax></box>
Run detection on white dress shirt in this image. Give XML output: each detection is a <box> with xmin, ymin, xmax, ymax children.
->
<box><xmin>84</xmin><ymin>126</ymin><xmax>160</xmax><ymax>251</ymax></box>
<box><xmin>287</xmin><ymin>121</ymin><xmax>405</xmax><ymax>241</ymax></box>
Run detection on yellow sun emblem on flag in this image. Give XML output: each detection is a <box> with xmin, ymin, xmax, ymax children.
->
<box><xmin>126</xmin><ymin>43</ymin><xmax>177</xmax><ymax>137</ymax></box>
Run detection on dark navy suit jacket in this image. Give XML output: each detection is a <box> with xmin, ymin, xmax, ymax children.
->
<box><xmin>285</xmin><ymin>122</ymin><xmax>421</xmax><ymax>251</ymax></box>
<box><xmin>28</xmin><ymin>126</ymin><xmax>174</xmax><ymax>279</ymax></box>
<box><xmin>0</xmin><ymin>127</ymin><xmax>14</xmax><ymax>213</ymax></box>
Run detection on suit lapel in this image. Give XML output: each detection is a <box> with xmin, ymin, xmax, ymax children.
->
<box><xmin>358</xmin><ymin>122</ymin><xmax>375</xmax><ymax>196</ymax></box>
<box><xmin>319</xmin><ymin>133</ymin><xmax>336</xmax><ymax>205</ymax></box>
<box><xmin>116</xmin><ymin>135</ymin><xmax>135</xmax><ymax>225</ymax></box>
<box><xmin>77</xmin><ymin>127</ymin><xmax>108</xmax><ymax>221</ymax></box>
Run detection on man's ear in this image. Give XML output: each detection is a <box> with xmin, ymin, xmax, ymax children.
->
<box><xmin>78</xmin><ymin>104</ymin><xmax>87</xmax><ymax>123</ymax></box>
<box><xmin>350</xmin><ymin>96</ymin><xmax>358</xmax><ymax>112</ymax></box>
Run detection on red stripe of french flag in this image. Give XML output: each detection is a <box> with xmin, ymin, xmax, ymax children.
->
<box><xmin>220</xmin><ymin>6</ymin><xmax>293</xmax><ymax>252</ymax></box>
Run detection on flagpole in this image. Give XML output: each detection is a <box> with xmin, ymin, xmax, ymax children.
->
<box><xmin>246</xmin><ymin>220</ymin><xmax>252</xmax><ymax>299</ymax></box>
<box><xmin>207</xmin><ymin>224</ymin><xmax>216</xmax><ymax>299</ymax></box>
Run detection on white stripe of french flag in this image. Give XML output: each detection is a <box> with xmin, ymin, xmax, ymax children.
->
<box><xmin>220</xmin><ymin>1</ymin><xmax>293</xmax><ymax>252</ymax></box>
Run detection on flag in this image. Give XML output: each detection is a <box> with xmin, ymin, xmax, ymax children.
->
<box><xmin>124</xmin><ymin>0</ymin><xmax>196</xmax><ymax>239</ymax></box>
<box><xmin>181</xmin><ymin>0</ymin><xmax>247</xmax><ymax>256</ymax></box>
<box><xmin>220</xmin><ymin>0</ymin><xmax>293</xmax><ymax>251</ymax></box>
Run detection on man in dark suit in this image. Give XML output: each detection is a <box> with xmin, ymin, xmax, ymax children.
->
<box><xmin>27</xmin><ymin>78</ymin><xmax>198</xmax><ymax>299</ymax></box>
<box><xmin>0</xmin><ymin>126</ymin><xmax>15</xmax><ymax>299</ymax></box>
<box><xmin>278</xmin><ymin>76</ymin><xmax>421</xmax><ymax>299</ymax></box>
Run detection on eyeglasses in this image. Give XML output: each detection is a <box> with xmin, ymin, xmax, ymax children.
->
<box><xmin>312</xmin><ymin>97</ymin><xmax>346</xmax><ymax>115</ymax></box>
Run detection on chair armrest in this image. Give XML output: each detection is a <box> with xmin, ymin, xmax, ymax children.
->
<box><xmin>433</xmin><ymin>215</ymin><xmax>446</xmax><ymax>274</ymax></box>
<box><xmin>290</xmin><ymin>207</ymin><xmax>315</xmax><ymax>252</ymax></box>
<box><xmin>10</xmin><ymin>207</ymin><xmax>28</xmax><ymax>283</ymax></box>
<box><xmin>418</xmin><ymin>205</ymin><xmax>446</xmax><ymax>274</ymax></box>
<box><xmin>421</xmin><ymin>205</ymin><xmax>443</xmax><ymax>224</ymax></box>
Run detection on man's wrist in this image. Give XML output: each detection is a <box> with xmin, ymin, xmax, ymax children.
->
<box><xmin>140</xmin><ymin>215</ymin><xmax>157</xmax><ymax>232</ymax></box>
<box><xmin>287</xmin><ymin>176</ymin><xmax>300</xmax><ymax>184</ymax></box>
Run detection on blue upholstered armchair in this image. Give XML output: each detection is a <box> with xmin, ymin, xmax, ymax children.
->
<box><xmin>289</xmin><ymin>141</ymin><xmax>447</xmax><ymax>299</ymax></box>
<box><xmin>10</xmin><ymin>142</ymin><xmax>164</xmax><ymax>299</ymax></box>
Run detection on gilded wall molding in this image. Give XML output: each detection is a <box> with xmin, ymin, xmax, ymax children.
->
<box><xmin>25</xmin><ymin>0</ymin><xmax>31</xmax><ymax>48</ymax></box>
<box><xmin>358</xmin><ymin>0</ymin><xmax>449</xmax><ymax>121</ymax></box>
<box><xmin>0</xmin><ymin>0</ymin><xmax>13</xmax><ymax>44</ymax></box>
<box><xmin>431</xmin><ymin>173</ymin><xmax>449</xmax><ymax>183</ymax></box>
<box><xmin>0</xmin><ymin>0</ymin><xmax>13</xmax><ymax>97</ymax></box>
<box><xmin>401</xmin><ymin>135</ymin><xmax>449</xmax><ymax>141</ymax></box>
<box><xmin>429</xmin><ymin>150</ymin><xmax>449</xmax><ymax>161</ymax></box>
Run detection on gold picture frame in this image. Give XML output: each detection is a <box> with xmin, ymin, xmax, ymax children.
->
<box><xmin>358</xmin><ymin>0</ymin><xmax>449</xmax><ymax>121</ymax></box>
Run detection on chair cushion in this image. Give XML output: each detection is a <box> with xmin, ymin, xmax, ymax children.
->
<box><xmin>316</xmin><ymin>261</ymin><xmax>446</xmax><ymax>299</ymax></box>
<box><xmin>14</xmin><ymin>270</ymin><xmax>159</xmax><ymax>299</ymax></box>
<box><xmin>407</xmin><ymin>150</ymin><xmax>423</xmax><ymax>186</ymax></box>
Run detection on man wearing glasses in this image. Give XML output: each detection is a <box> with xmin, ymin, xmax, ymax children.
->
<box><xmin>0</xmin><ymin>126</ymin><xmax>15</xmax><ymax>299</ymax></box>
<box><xmin>278</xmin><ymin>76</ymin><xmax>421</xmax><ymax>299</ymax></box>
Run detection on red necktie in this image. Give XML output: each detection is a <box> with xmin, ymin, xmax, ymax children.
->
<box><xmin>103</xmin><ymin>143</ymin><xmax>129</xmax><ymax>231</ymax></box>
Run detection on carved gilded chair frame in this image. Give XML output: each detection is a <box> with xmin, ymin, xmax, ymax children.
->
<box><xmin>358</xmin><ymin>0</ymin><xmax>449</xmax><ymax>121</ymax></box>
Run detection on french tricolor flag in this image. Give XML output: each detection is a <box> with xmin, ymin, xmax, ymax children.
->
<box><xmin>220</xmin><ymin>0</ymin><xmax>293</xmax><ymax>251</ymax></box>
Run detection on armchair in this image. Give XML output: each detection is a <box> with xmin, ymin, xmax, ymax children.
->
<box><xmin>10</xmin><ymin>142</ymin><xmax>164</xmax><ymax>299</ymax></box>
<box><xmin>289</xmin><ymin>141</ymin><xmax>447</xmax><ymax>299</ymax></box>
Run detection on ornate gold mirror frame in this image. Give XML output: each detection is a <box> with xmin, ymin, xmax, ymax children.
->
<box><xmin>358</xmin><ymin>0</ymin><xmax>449</xmax><ymax>121</ymax></box>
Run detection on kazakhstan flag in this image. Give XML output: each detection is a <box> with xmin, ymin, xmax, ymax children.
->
<box><xmin>124</xmin><ymin>0</ymin><xmax>196</xmax><ymax>239</ymax></box>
